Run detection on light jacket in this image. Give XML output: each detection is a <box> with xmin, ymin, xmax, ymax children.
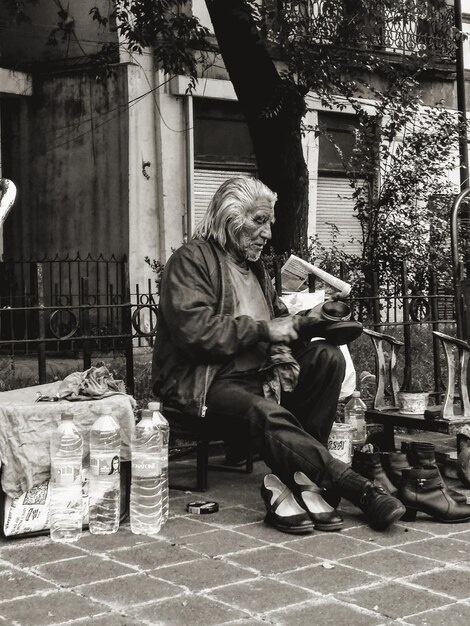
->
<box><xmin>151</xmin><ymin>238</ymin><xmax>289</xmax><ymax>416</ymax></box>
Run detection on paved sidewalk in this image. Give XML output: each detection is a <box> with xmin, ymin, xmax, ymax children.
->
<box><xmin>2</xmin><ymin>441</ymin><xmax>470</xmax><ymax>625</ymax></box>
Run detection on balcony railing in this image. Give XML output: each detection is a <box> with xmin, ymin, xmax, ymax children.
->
<box><xmin>270</xmin><ymin>0</ymin><xmax>455</xmax><ymax>62</ymax></box>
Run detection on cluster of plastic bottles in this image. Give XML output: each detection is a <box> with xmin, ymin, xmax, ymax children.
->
<box><xmin>49</xmin><ymin>402</ymin><xmax>169</xmax><ymax>543</ymax></box>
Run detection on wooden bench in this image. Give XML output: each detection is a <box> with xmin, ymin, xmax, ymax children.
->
<box><xmin>364</xmin><ymin>328</ymin><xmax>470</xmax><ymax>450</ymax></box>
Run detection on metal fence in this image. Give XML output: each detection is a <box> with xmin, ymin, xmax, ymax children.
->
<box><xmin>274</xmin><ymin>0</ymin><xmax>455</xmax><ymax>61</ymax></box>
<box><xmin>0</xmin><ymin>255</ymin><xmax>158</xmax><ymax>395</ymax></box>
<box><xmin>0</xmin><ymin>254</ymin><xmax>458</xmax><ymax>399</ymax></box>
<box><xmin>346</xmin><ymin>263</ymin><xmax>456</xmax><ymax>398</ymax></box>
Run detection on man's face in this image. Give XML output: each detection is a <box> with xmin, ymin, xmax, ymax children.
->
<box><xmin>236</xmin><ymin>199</ymin><xmax>274</xmax><ymax>262</ymax></box>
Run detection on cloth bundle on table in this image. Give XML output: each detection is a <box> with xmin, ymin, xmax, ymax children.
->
<box><xmin>36</xmin><ymin>364</ymin><xmax>127</xmax><ymax>402</ymax></box>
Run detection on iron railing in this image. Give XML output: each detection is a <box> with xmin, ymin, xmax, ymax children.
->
<box><xmin>0</xmin><ymin>254</ymin><xmax>458</xmax><ymax>401</ymax></box>
<box><xmin>0</xmin><ymin>256</ymin><xmax>159</xmax><ymax>395</ymax></box>
<box><xmin>272</xmin><ymin>0</ymin><xmax>455</xmax><ymax>61</ymax></box>
<box><xmin>346</xmin><ymin>263</ymin><xmax>456</xmax><ymax>399</ymax></box>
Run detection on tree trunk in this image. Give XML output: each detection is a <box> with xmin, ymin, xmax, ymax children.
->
<box><xmin>205</xmin><ymin>0</ymin><xmax>309</xmax><ymax>256</ymax></box>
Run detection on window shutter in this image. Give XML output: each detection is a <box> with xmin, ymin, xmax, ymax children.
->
<box><xmin>316</xmin><ymin>177</ymin><xmax>362</xmax><ymax>255</ymax></box>
<box><xmin>192</xmin><ymin>169</ymin><xmax>255</xmax><ymax>232</ymax></box>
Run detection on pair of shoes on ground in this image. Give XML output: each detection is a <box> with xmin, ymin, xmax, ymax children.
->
<box><xmin>261</xmin><ymin>473</ymin><xmax>343</xmax><ymax>535</ymax></box>
<box><xmin>353</xmin><ymin>441</ymin><xmax>470</xmax><ymax>523</ymax></box>
<box><xmin>261</xmin><ymin>472</ymin><xmax>406</xmax><ymax>534</ymax></box>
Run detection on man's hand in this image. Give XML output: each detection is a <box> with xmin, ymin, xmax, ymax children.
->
<box><xmin>265</xmin><ymin>316</ymin><xmax>299</xmax><ymax>343</ymax></box>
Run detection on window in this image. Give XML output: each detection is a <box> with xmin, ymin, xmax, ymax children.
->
<box><xmin>194</xmin><ymin>99</ymin><xmax>256</xmax><ymax>169</ymax></box>
<box><xmin>316</xmin><ymin>112</ymin><xmax>362</xmax><ymax>255</ymax></box>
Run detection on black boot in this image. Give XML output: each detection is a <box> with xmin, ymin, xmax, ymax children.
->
<box><xmin>407</xmin><ymin>441</ymin><xmax>437</xmax><ymax>466</ymax></box>
<box><xmin>398</xmin><ymin>465</ymin><xmax>470</xmax><ymax>522</ymax></box>
<box><xmin>381</xmin><ymin>451</ymin><xmax>411</xmax><ymax>490</ymax></box>
<box><xmin>352</xmin><ymin>449</ymin><xmax>397</xmax><ymax>495</ymax></box>
<box><xmin>337</xmin><ymin>468</ymin><xmax>405</xmax><ymax>531</ymax></box>
<box><xmin>405</xmin><ymin>441</ymin><xmax>467</xmax><ymax>504</ymax></box>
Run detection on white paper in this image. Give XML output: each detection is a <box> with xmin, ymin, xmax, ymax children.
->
<box><xmin>281</xmin><ymin>255</ymin><xmax>351</xmax><ymax>297</ymax></box>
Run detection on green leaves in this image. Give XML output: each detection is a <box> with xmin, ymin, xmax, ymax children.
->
<box><xmin>114</xmin><ymin>0</ymin><xmax>214</xmax><ymax>80</ymax></box>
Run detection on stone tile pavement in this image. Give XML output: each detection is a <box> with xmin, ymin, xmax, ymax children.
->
<box><xmin>2</xmin><ymin>440</ymin><xmax>470</xmax><ymax>626</ymax></box>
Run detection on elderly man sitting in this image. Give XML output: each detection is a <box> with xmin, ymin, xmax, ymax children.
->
<box><xmin>152</xmin><ymin>176</ymin><xmax>405</xmax><ymax>534</ymax></box>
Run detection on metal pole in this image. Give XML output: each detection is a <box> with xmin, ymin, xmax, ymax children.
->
<box><xmin>455</xmin><ymin>0</ymin><xmax>469</xmax><ymax>190</ymax></box>
<box><xmin>184</xmin><ymin>94</ymin><xmax>194</xmax><ymax>241</ymax></box>
<box><xmin>450</xmin><ymin>187</ymin><xmax>470</xmax><ymax>338</ymax></box>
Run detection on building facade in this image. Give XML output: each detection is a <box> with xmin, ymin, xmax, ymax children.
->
<box><xmin>0</xmin><ymin>0</ymin><xmax>469</xmax><ymax>294</ymax></box>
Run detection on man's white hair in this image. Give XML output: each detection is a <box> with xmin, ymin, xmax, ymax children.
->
<box><xmin>193</xmin><ymin>176</ymin><xmax>277</xmax><ymax>247</ymax></box>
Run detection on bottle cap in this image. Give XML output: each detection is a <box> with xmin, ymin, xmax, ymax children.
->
<box><xmin>148</xmin><ymin>401</ymin><xmax>161</xmax><ymax>411</ymax></box>
<box><xmin>352</xmin><ymin>390</ymin><xmax>361</xmax><ymax>397</ymax></box>
<box><xmin>186</xmin><ymin>500</ymin><xmax>219</xmax><ymax>515</ymax></box>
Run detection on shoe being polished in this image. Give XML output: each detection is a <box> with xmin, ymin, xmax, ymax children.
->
<box><xmin>359</xmin><ymin>482</ymin><xmax>406</xmax><ymax>531</ymax></box>
<box><xmin>261</xmin><ymin>474</ymin><xmax>314</xmax><ymax>535</ymax></box>
<box><xmin>295</xmin><ymin>315</ymin><xmax>363</xmax><ymax>346</ymax></box>
<box><xmin>293</xmin><ymin>472</ymin><xmax>344</xmax><ymax>531</ymax></box>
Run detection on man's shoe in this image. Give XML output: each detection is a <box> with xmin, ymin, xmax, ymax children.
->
<box><xmin>359</xmin><ymin>482</ymin><xmax>406</xmax><ymax>530</ymax></box>
<box><xmin>295</xmin><ymin>316</ymin><xmax>362</xmax><ymax>346</ymax></box>
<box><xmin>352</xmin><ymin>449</ymin><xmax>397</xmax><ymax>495</ymax></box>
<box><xmin>261</xmin><ymin>474</ymin><xmax>314</xmax><ymax>535</ymax></box>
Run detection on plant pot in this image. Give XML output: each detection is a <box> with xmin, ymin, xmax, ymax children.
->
<box><xmin>397</xmin><ymin>391</ymin><xmax>429</xmax><ymax>415</ymax></box>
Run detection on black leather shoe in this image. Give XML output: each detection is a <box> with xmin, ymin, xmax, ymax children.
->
<box><xmin>359</xmin><ymin>482</ymin><xmax>406</xmax><ymax>530</ymax></box>
<box><xmin>261</xmin><ymin>475</ymin><xmax>314</xmax><ymax>535</ymax></box>
<box><xmin>322</xmin><ymin>488</ymin><xmax>342</xmax><ymax>510</ymax></box>
<box><xmin>295</xmin><ymin>316</ymin><xmax>362</xmax><ymax>345</ymax></box>
<box><xmin>293</xmin><ymin>472</ymin><xmax>343</xmax><ymax>531</ymax></box>
<box><xmin>352</xmin><ymin>449</ymin><xmax>397</xmax><ymax>495</ymax></box>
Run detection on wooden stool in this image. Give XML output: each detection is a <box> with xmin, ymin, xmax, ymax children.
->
<box><xmin>162</xmin><ymin>407</ymin><xmax>254</xmax><ymax>492</ymax></box>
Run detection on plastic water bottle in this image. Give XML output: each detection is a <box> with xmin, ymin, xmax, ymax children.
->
<box><xmin>50</xmin><ymin>412</ymin><xmax>83</xmax><ymax>543</ymax></box>
<box><xmin>130</xmin><ymin>409</ymin><xmax>162</xmax><ymax>535</ymax></box>
<box><xmin>344</xmin><ymin>390</ymin><xmax>367</xmax><ymax>448</ymax></box>
<box><xmin>148</xmin><ymin>401</ymin><xmax>169</xmax><ymax>523</ymax></box>
<box><xmin>89</xmin><ymin>410</ymin><xmax>121</xmax><ymax>534</ymax></box>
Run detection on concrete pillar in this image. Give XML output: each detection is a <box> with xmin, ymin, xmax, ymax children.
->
<box><xmin>303</xmin><ymin>108</ymin><xmax>319</xmax><ymax>243</ymax></box>
<box><xmin>153</xmin><ymin>70</ymin><xmax>188</xmax><ymax>260</ymax></box>
<box><xmin>126</xmin><ymin>59</ymin><xmax>160</xmax><ymax>303</ymax></box>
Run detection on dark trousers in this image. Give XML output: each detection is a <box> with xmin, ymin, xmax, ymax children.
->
<box><xmin>205</xmin><ymin>340</ymin><xmax>352</xmax><ymax>493</ymax></box>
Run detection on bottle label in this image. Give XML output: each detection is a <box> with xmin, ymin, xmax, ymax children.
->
<box><xmin>348</xmin><ymin>414</ymin><xmax>358</xmax><ymax>430</ymax></box>
<box><xmin>51</xmin><ymin>461</ymin><xmax>82</xmax><ymax>485</ymax></box>
<box><xmin>132</xmin><ymin>456</ymin><xmax>161</xmax><ymax>478</ymax></box>
<box><xmin>327</xmin><ymin>424</ymin><xmax>353</xmax><ymax>464</ymax></box>
<box><xmin>161</xmin><ymin>447</ymin><xmax>169</xmax><ymax>470</ymax></box>
<box><xmin>90</xmin><ymin>452</ymin><xmax>120</xmax><ymax>476</ymax></box>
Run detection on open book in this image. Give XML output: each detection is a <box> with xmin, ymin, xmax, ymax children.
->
<box><xmin>280</xmin><ymin>254</ymin><xmax>351</xmax><ymax>297</ymax></box>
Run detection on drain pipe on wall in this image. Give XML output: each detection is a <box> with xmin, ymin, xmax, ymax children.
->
<box><xmin>184</xmin><ymin>94</ymin><xmax>194</xmax><ymax>242</ymax></box>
